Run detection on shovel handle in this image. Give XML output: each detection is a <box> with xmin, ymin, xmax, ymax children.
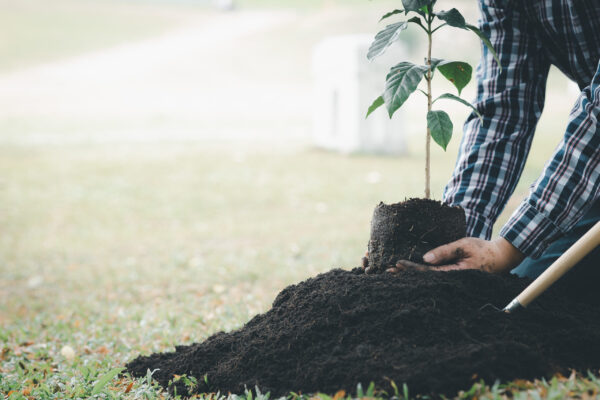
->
<box><xmin>506</xmin><ymin>221</ymin><xmax>600</xmax><ymax>311</ymax></box>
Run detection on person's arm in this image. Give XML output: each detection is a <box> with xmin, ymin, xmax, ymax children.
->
<box><xmin>400</xmin><ymin>66</ymin><xmax>600</xmax><ymax>270</ymax></box>
<box><xmin>401</xmin><ymin>3</ymin><xmax>600</xmax><ymax>272</ymax></box>
<box><xmin>499</xmin><ymin>61</ymin><xmax>600</xmax><ymax>258</ymax></box>
<box><xmin>443</xmin><ymin>0</ymin><xmax>551</xmax><ymax>240</ymax></box>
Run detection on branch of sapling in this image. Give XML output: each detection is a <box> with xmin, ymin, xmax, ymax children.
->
<box><xmin>433</xmin><ymin>93</ymin><xmax>483</xmax><ymax>122</ymax></box>
<box><xmin>424</xmin><ymin>6</ymin><xmax>434</xmax><ymax>198</ymax></box>
<box><xmin>408</xmin><ymin>16</ymin><xmax>429</xmax><ymax>34</ymax></box>
<box><xmin>431</xmin><ymin>23</ymin><xmax>448</xmax><ymax>34</ymax></box>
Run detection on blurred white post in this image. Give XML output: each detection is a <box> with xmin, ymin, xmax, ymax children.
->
<box><xmin>312</xmin><ymin>34</ymin><xmax>407</xmax><ymax>155</ymax></box>
<box><xmin>212</xmin><ymin>0</ymin><xmax>235</xmax><ymax>11</ymax></box>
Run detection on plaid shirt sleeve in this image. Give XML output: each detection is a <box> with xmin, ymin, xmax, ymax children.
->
<box><xmin>443</xmin><ymin>2</ymin><xmax>551</xmax><ymax>247</ymax></box>
<box><xmin>443</xmin><ymin>0</ymin><xmax>600</xmax><ymax>258</ymax></box>
<box><xmin>500</xmin><ymin>62</ymin><xmax>600</xmax><ymax>258</ymax></box>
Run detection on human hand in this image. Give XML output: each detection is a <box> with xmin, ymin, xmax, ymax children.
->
<box><xmin>361</xmin><ymin>251</ymin><xmax>372</xmax><ymax>274</ymax></box>
<box><xmin>393</xmin><ymin>237</ymin><xmax>525</xmax><ymax>274</ymax></box>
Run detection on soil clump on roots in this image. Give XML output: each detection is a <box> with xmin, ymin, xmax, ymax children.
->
<box><xmin>367</xmin><ymin>199</ymin><xmax>466</xmax><ymax>273</ymax></box>
<box><xmin>127</xmin><ymin>269</ymin><xmax>600</xmax><ymax>398</ymax></box>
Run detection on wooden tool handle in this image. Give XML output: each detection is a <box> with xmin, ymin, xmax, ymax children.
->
<box><xmin>516</xmin><ymin>221</ymin><xmax>600</xmax><ymax>307</ymax></box>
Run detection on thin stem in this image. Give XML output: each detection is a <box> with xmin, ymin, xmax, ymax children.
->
<box><xmin>425</xmin><ymin>15</ymin><xmax>433</xmax><ymax>199</ymax></box>
<box><xmin>413</xmin><ymin>21</ymin><xmax>429</xmax><ymax>34</ymax></box>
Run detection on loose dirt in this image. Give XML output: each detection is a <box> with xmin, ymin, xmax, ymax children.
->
<box><xmin>126</xmin><ymin>268</ymin><xmax>600</xmax><ymax>398</ymax></box>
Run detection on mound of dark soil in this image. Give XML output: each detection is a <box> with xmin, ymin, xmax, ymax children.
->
<box><xmin>127</xmin><ymin>269</ymin><xmax>600</xmax><ymax>397</ymax></box>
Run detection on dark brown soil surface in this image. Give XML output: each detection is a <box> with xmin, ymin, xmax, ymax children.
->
<box><xmin>367</xmin><ymin>199</ymin><xmax>466</xmax><ymax>272</ymax></box>
<box><xmin>126</xmin><ymin>269</ymin><xmax>600</xmax><ymax>398</ymax></box>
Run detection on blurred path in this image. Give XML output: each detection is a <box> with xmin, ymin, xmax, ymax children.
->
<box><xmin>0</xmin><ymin>10</ymin><xmax>309</xmax><ymax>144</ymax></box>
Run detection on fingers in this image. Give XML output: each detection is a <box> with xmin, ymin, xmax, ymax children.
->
<box><xmin>423</xmin><ymin>239</ymin><xmax>468</xmax><ymax>265</ymax></box>
<box><xmin>396</xmin><ymin>259</ymin><xmax>471</xmax><ymax>272</ymax></box>
<box><xmin>395</xmin><ymin>260</ymin><xmax>428</xmax><ymax>271</ymax></box>
<box><xmin>361</xmin><ymin>250</ymin><xmax>370</xmax><ymax>273</ymax></box>
<box><xmin>429</xmin><ymin>264</ymin><xmax>470</xmax><ymax>272</ymax></box>
<box><xmin>364</xmin><ymin>240</ymin><xmax>475</xmax><ymax>275</ymax></box>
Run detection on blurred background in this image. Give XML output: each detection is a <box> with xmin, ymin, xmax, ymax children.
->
<box><xmin>0</xmin><ymin>0</ymin><xmax>580</xmax><ymax>393</ymax></box>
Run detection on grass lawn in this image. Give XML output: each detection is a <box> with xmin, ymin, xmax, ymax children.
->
<box><xmin>2</xmin><ymin>142</ymin><xmax>600</xmax><ymax>400</ymax></box>
<box><xmin>0</xmin><ymin>0</ymin><xmax>209</xmax><ymax>73</ymax></box>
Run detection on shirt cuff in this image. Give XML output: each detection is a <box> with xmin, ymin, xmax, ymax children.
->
<box><xmin>499</xmin><ymin>201</ymin><xmax>563</xmax><ymax>258</ymax></box>
<box><xmin>463</xmin><ymin>208</ymin><xmax>494</xmax><ymax>240</ymax></box>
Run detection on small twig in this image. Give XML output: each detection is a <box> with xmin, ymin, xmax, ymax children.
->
<box><xmin>419</xmin><ymin>226</ymin><xmax>437</xmax><ymax>240</ymax></box>
<box><xmin>408</xmin><ymin>246</ymin><xmax>416</xmax><ymax>261</ymax></box>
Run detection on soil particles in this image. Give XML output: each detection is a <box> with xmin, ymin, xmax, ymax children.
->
<box><xmin>127</xmin><ymin>268</ymin><xmax>600</xmax><ymax>398</ymax></box>
<box><xmin>367</xmin><ymin>199</ymin><xmax>466</xmax><ymax>272</ymax></box>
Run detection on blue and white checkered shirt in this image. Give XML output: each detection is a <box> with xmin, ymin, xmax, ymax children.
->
<box><xmin>443</xmin><ymin>0</ymin><xmax>600</xmax><ymax>258</ymax></box>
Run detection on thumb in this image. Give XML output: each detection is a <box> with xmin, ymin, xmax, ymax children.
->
<box><xmin>423</xmin><ymin>239</ymin><xmax>466</xmax><ymax>265</ymax></box>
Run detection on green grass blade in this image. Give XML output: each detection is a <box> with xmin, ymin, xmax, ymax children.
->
<box><xmin>91</xmin><ymin>367</ymin><xmax>124</xmax><ymax>395</ymax></box>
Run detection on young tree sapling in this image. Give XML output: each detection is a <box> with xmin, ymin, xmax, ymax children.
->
<box><xmin>366</xmin><ymin>0</ymin><xmax>499</xmax><ymax>199</ymax></box>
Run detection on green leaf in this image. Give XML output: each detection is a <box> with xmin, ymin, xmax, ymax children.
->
<box><xmin>91</xmin><ymin>367</ymin><xmax>124</xmax><ymax>395</ymax></box>
<box><xmin>466</xmin><ymin>23</ymin><xmax>501</xmax><ymax>69</ymax></box>
<box><xmin>384</xmin><ymin>62</ymin><xmax>429</xmax><ymax>118</ymax></box>
<box><xmin>437</xmin><ymin>61</ymin><xmax>472</xmax><ymax>95</ymax></box>
<box><xmin>366</xmin><ymin>96</ymin><xmax>385</xmax><ymax>118</ymax></box>
<box><xmin>427</xmin><ymin>110</ymin><xmax>453</xmax><ymax>150</ymax></box>
<box><xmin>380</xmin><ymin>9</ymin><xmax>403</xmax><ymax>22</ymax></box>
<box><xmin>401</xmin><ymin>0</ymin><xmax>434</xmax><ymax>12</ymax></box>
<box><xmin>429</xmin><ymin>57</ymin><xmax>445</xmax><ymax>75</ymax></box>
<box><xmin>434</xmin><ymin>93</ymin><xmax>483</xmax><ymax>121</ymax></box>
<box><xmin>367</xmin><ymin>22</ymin><xmax>408</xmax><ymax>61</ymax></box>
<box><xmin>436</xmin><ymin>8</ymin><xmax>467</xmax><ymax>29</ymax></box>
<box><xmin>407</xmin><ymin>15</ymin><xmax>426</xmax><ymax>31</ymax></box>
